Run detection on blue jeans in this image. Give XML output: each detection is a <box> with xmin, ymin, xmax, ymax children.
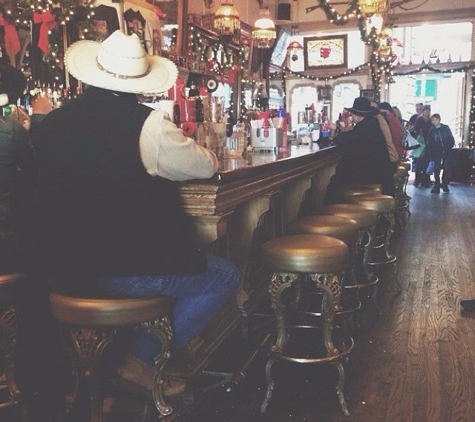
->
<box><xmin>54</xmin><ymin>255</ymin><xmax>239</xmax><ymax>366</ymax></box>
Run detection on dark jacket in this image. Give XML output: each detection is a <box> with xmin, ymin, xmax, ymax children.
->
<box><xmin>426</xmin><ymin>124</ymin><xmax>455</xmax><ymax>162</ymax></box>
<box><xmin>34</xmin><ymin>88</ymin><xmax>206</xmax><ymax>278</ymax></box>
<box><xmin>413</xmin><ymin>115</ymin><xmax>432</xmax><ymax>142</ymax></box>
<box><xmin>326</xmin><ymin>115</ymin><xmax>392</xmax><ymax>203</ymax></box>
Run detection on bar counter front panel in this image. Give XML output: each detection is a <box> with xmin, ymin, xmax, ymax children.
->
<box><xmin>172</xmin><ymin>145</ymin><xmax>342</xmax><ymax>378</ymax></box>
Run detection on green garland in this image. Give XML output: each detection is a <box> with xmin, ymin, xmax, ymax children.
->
<box><xmin>315</xmin><ymin>0</ymin><xmax>394</xmax><ymax>96</ymax></box>
<box><xmin>315</xmin><ymin>0</ymin><xmax>380</xmax><ymax>49</ymax></box>
<box><xmin>470</xmin><ymin>73</ymin><xmax>475</xmax><ymax>147</ymax></box>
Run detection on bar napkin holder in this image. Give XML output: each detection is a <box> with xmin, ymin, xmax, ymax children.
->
<box><xmin>250</xmin><ymin>128</ymin><xmax>283</xmax><ymax>150</ymax></box>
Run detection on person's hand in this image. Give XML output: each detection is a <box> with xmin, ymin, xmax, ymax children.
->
<box><xmin>17</xmin><ymin>107</ymin><xmax>31</xmax><ymax>131</ymax></box>
<box><xmin>31</xmin><ymin>94</ymin><xmax>53</xmax><ymax>115</ymax></box>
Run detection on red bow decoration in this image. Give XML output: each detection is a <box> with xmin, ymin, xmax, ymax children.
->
<box><xmin>33</xmin><ymin>11</ymin><xmax>57</xmax><ymax>54</ymax></box>
<box><xmin>181</xmin><ymin>121</ymin><xmax>197</xmax><ymax>138</ymax></box>
<box><xmin>227</xmin><ymin>65</ymin><xmax>241</xmax><ymax>85</ymax></box>
<box><xmin>207</xmin><ymin>59</ymin><xmax>225</xmax><ymax>84</ymax></box>
<box><xmin>0</xmin><ymin>15</ymin><xmax>20</xmax><ymax>59</ymax></box>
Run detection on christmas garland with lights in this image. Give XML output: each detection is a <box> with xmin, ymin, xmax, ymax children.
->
<box><xmin>315</xmin><ymin>0</ymin><xmax>381</xmax><ymax>49</ymax></box>
<box><xmin>470</xmin><ymin>73</ymin><xmax>475</xmax><ymax>148</ymax></box>
<box><xmin>276</xmin><ymin>62</ymin><xmax>371</xmax><ymax>82</ymax></box>
<box><xmin>393</xmin><ymin>62</ymin><xmax>475</xmax><ymax>76</ymax></box>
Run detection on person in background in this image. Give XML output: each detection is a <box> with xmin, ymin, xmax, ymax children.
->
<box><xmin>0</xmin><ymin>63</ymin><xmax>37</xmax><ymax>273</ymax></box>
<box><xmin>412</xmin><ymin>104</ymin><xmax>432</xmax><ymax>187</ymax></box>
<box><xmin>425</xmin><ymin>113</ymin><xmax>455</xmax><ymax>193</ymax></box>
<box><xmin>370</xmin><ymin>101</ymin><xmax>399</xmax><ymax>179</ymax></box>
<box><xmin>392</xmin><ymin>106</ymin><xmax>404</xmax><ymax>126</ymax></box>
<box><xmin>325</xmin><ymin>97</ymin><xmax>392</xmax><ymax>203</ymax></box>
<box><xmin>410</xmin><ymin>102</ymin><xmax>424</xmax><ymax>123</ymax></box>
<box><xmin>33</xmin><ymin>30</ymin><xmax>239</xmax><ymax>412</ymax></box>
<box><xmin>379</xmin><ymin>102</ymin><xmax>404</xmax><ymax>162</ymax></box>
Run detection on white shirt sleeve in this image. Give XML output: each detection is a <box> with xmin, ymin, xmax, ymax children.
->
<box><xmin>139</xmin><ymin>109</ymin><xmax>218</xmax><ymax>181</ymax></box>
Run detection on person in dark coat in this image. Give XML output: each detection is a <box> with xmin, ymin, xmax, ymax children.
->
<box><xmin>425</xmin><ymin>113</ymin><xmax>455</xmax><ymax>193</ymax></box>
<box><xmin>0</xmin><ymin>63</ymin><xmax>37</xmax><ymax>272</ymax></box>
<box><xmin>412</xmin><ymin>104</ymin><xmax>432</xmax><ymax>187</ymax></box>
<box><xmin>325</xmin><ymin>97</ymin><xmax>392</xmax><ymax>204</ymax></box>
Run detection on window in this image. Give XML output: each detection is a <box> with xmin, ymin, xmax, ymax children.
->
<box><xmin>392</xmin><ymin>22</ymin><xmax>472</xmax><ymax>65</ymax></box>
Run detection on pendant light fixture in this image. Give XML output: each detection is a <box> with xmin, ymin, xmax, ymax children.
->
<box><xmin>358</xmin><ymin>0</ymin><xmax>388</xmax><ymax>16</ymax></box>
<box><xmin>359</xmin><ymin>0</ymin><xmax>388</xmax><ymax>36</ymax></box>
<box><xmin>252</xmin><ymin>7</ymin><xmax>276</xmax><ymax>49</ymax></box>
<box><xmin>287</xmin><ymin>26</ymin><xmax>303</xmax><ymax>62</ymax></box>
<box><xmin>214</xmin><ymin>0</ymin><xmax>241</xmax><ymax>39</ymax></box>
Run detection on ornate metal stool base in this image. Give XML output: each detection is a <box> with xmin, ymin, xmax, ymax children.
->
<box><xmin>321</xmin><ymin>203</ymin><xmax>381</xmax><ymax>312</ymax></box>
<box><xmin>261</xmin><ymin>270</ymin><xmax>354</xmax><ymax>416</ymax></box>
<box><xmin>260</xmin><ymin>234</ymin><xmax>353</xmax><ymax>416</ymax></box>
<box><xmin>49</xmin><ymin>292</ymin><xmax>175</xmax><ymax>422</ymax></box>
<box><xmin>0</xmin><ymin>273</ymin><xmax>28</xmax><ymax>421</ymax></box>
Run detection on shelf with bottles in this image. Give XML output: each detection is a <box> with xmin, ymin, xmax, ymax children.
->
<box><xmin>19</xmin><ymin>82</ymin><xmax>82</xmax><ymax>114</ymax></box>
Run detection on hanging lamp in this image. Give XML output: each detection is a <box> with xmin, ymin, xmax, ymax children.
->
<box><xmin>358</xmin><ymin>0</ymin><xmax>388</xmax><ymax>16</ymax></box>
<box><xmin>213</xmin><ymin>0</ymin><xmax>241</xmax><ymax>39</ymax></box>
<box><xmin>287</xmin><ymin>26</ymin><xmax>303</xmax><ymax>62</ymax></box>
<box><xmin>287</xmin><ymin>40</ymin><xmax>303</xmax><ymax>61</ymax></box>
<box><xmin>252</xmin><ymin>7</ymin><xmax>276</xmax><ymax>49</ymax></box>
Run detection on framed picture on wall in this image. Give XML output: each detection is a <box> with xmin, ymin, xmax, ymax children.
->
<box><xmin>304</xmin><ymin>35</ymin><xmax>347</xmax><ymax>70</ymax></box>
<box><xmin>360</xmin><ymin>89</ymin><xmax>376</xmax><ymax>101</ymax></box>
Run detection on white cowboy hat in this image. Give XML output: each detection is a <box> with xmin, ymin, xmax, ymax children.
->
<box><xmin>65</xmin><ymin>30</ymin><xmax>177</xmax><ymax>95</ymax></box>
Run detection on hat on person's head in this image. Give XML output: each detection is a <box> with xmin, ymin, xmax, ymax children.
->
<box><xmin>65</xmin><ymin>30</ymin><xmax>178</xmax><ymax>95</ymax></box>
<box><xmin>344</xmin><ymin>97</ymin><xmax>379</xmax><ymax>116</ymax></box>
<box><xmin>422</xmin><ymin>104</ymin><xmax>431</xmax><ymax>111</ymax></box>
<box><xmin>0</xmin><ymin>63</ymin><xmax>27</xmax><ymax>107</ymax></box>
<box><xmin>379</xmin><ymin>102</ymin><xmax>395</xmax><ymax>113</ymax></box>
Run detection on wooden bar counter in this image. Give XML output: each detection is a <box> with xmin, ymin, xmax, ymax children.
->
<box><xmin>169</xmin><ymin>145</ymin><xmax>342</xmax><ymax>378</ymax></box>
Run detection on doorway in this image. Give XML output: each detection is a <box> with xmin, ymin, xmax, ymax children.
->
<box><xmin>389</xmin><ymin>72</ymin><xmax>466</xmax><ymax>147</ymax></box>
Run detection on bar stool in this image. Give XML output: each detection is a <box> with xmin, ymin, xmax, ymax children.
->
<box><xmin>0</xmin><ymin>273</ymin><xmax>28</xmax><ymax>422</ymax></box>
<box><xmin>394</xmin><ymin>165</ymin><xmax>411</xmax><ymax>230</ymax></box>
<box><xmin>345</xmin><ymin>194</ymin><xmax>397</xmax><ymax>269</ymax></box>
<box><xmin>345</xmin><ymin>183</ymin><xmax>382</xmax><ymax>191</ymax></box>
<box><xmin>338</xmin><ymin>184</ymin><xmax>382</xmax><ymax>201</ymax></box>
<box><xmin>288</xmin><ymin>215</ymin><xmax>361</xmax><ymax>315</ymax></box>
<box><xmin>260</xmin><ymin>234</ymin><xmax>353</xmax><ymax>416</ymax></box>
<box><xmin>320</xmin><ymin>203</ymin><xmax>379</xmax><ymax>286</ymax></box>
<box><xmin>49</xmin><ymin>291</ymin><xmax>176</xmax><ymax>422</ymax></box>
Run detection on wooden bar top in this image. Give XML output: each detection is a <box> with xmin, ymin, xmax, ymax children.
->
<box><xmin>179</xmin><ymin>145</ymin><xmax>342</xmax><ymax>216</ymax></box>
<box><xmin>170</xmin><ymin>144</ymin><xmax>342</xmax><ymax>379</ymax></box>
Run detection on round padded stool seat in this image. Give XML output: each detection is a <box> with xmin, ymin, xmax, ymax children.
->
<box><xmin>288</xmin><ymin>215</ymin><xmax>359</xmax><ymax>246</ymax></box>
<box><xmin>339</xmin><ymin>187</ymin><xmax>382</xmax><ymax>200</ymax></box>
<box><xmin>346</xmin><ymin>194</ymin><xmax>396</xmax><ymax>214</ymax></box>
<box><xmin>395</xmin><ymin>166</ymin><xmax>408</xmax><ymax>178</ymax></box>
<box><xmin>345</xmin><ymin>183</ymin><xmax>382</xmax><ymax>191</ymax></box>
<box><xmin>0</xmin><ymin>272</ymin><xmax>22</xmax><ymax>301</ymax></box>
<box><xmin>50</xmin><ymin>292</ymin><xmax>176</xmax><ymax>327</ymax></box>
<box><xmin>0</xmin><ymin>273</ymin><xmax>28</xmax><ymax>421</ymax></box>
<box><xmin>321</xmin><ymin>203</ymin><xmax>378</xmax><ymax>229</ymax></box>
<box><xmin>261</xmin><ymin>234</ymin><xmax>349</xmax><ymax>274</ymax></box>
<box><xmin>399</xmin><ymin>162</ymin><xmax>411</xmax><ymax>172</ymax></box>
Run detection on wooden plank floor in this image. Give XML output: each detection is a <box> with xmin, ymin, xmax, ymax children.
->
<box><xmin>185</xmin><ymin>180</ymin><xmax>475</xmax><ymax>422</ymax></box>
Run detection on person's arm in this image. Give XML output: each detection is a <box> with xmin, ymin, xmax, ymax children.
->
<box><xmin>11</xmin><ymin>118</ymin><xmax>36</xmax><ymax>174</ymax></box>
<box><xmin>29</xmin><ymin>94</ymin><xmax>53</xmax><ymax>150</ymax></box>
<box><xmin>443</xmin><ymin>125</ymin><xmax>455</xmax><ymax>149</ymax></box>
<box><xmin>425</xmin><ymin>129</ymin><xmax>435</xmax><ymax>160</ymax></box>
<box><xmin>328</xmin><ymin>120</ymin><xmax>356</xmax><ymax>146</ymax></box>
<box><xmin>139</xmin><ymin>109</ymin><xmax>218</xmax><ymax>181</ymax></box>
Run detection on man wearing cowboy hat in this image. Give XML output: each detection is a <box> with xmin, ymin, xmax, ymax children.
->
<box><xmin>34</xmin><ymin>31</ymin><xmax>239</xmax><ymax>404</ymax></box>
<box><xmin>325</xmin><ymin>96</ymin><xmax>393</xmax><ymax>203</ymax></box>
